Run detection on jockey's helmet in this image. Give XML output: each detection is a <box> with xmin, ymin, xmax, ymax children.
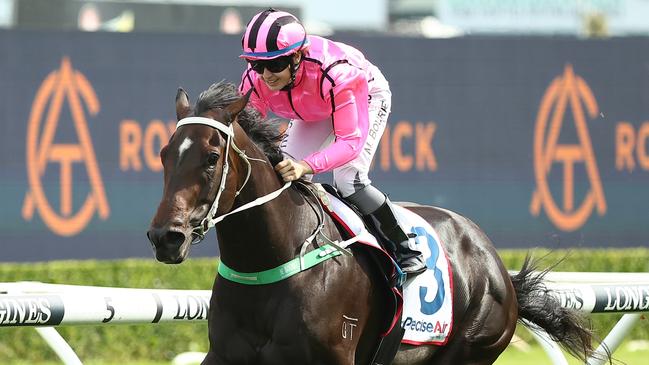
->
<box><xmin>240</xmin><ymin>8</ymin><xmax>309</xmax><ymax>60</ymax></box>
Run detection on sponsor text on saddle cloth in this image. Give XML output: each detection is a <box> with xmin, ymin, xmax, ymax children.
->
<box><xmin>322</xmin><ymin>189</ymin><xmax>454</xmax><ymax>345</ymax></box>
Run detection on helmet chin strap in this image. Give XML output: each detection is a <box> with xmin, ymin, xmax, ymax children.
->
<box><xmin>281</xmin><ymin>54</ymin><xmax>302</xmax><ymax>91</ymax></box>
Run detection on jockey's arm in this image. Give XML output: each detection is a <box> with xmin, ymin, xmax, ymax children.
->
<box><xmin>302</xmin><ymin>88</ymin><xmax>363</xmax><ymax>174</ymax></box>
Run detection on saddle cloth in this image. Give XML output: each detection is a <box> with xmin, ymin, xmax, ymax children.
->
<box><xmin>318</xmin><ymin>187</ymin><xmax>454</xmax><ymax>345</ymax></box>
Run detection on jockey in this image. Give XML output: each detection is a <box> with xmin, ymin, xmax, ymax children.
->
<box><xmin>238</xmin><ymin>8</ymin><xmax>425</xmax><ymax>275</ymax></box>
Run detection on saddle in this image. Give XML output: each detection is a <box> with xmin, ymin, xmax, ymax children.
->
<box><xmin>317</xmin><ymin>184</ymin><xmax>405</xmax><ymax>284</ymax></box>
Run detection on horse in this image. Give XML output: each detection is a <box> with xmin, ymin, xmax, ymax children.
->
<box><xmin>147</xmin><ymin>81</ymin><xmax>595</xmax><ymax>365</ymax></box>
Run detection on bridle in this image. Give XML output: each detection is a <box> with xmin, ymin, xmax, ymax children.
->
<box><xmin>175</xmin><ymin>116</ymin><xmax>291</xmax><ymax>244</ymax></box>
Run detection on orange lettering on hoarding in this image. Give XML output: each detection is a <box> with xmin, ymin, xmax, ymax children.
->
<box><xmin>143</xmin><ymin>120</ymin><xmax>168</xmax><ymax>172</ymax></box>
<box><xmin>615</xmin><ymin>122</ymin><xmax>635</xmax><ymax>172</ymax></box>
<box><xmin>392</xmin><ymin>121</ymin><xmax>413</xmax><ymax>172</ymax></box>
<box><xmin>120</xmin><ymin>119</ymin><xmax>143</xmax><ymax>171</ymax></box>
<box><xmin>120</xmin><ymin>120</ymin><xmax>175</xmax><ymax>172</ymax></box>
<box><xmin>614</xmin><ymin>121</ymin><xmax>649</xmax><ymax>172</ymax></box>
<box><xmin>22</xmin><ymin>57</ymin><xmax>109</xmax><ymax>236</ymax></box>
<box><xmin>637</xmin><ymin>122</ymin><xmax>649</xmax><ymax>170</ymax></box>
<box><xmin>415</xmin><ymin>122</ymin><xmax>437</xmax><ymax>171</ymax></box>
<box><xmin>377</xmin><ymin>121</ymin><xmax>437</xmax><ymax>172</ymax></box>
<box><xmin>530</xmin><ymin>64</ymin><xmax>606</xmax><ymax>232</ymax></box>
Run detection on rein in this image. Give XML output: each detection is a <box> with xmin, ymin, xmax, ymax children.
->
<box><xmin>176</xmin><ymin>117</ymin><xmax>351</xmax><ymax>285</ymax></box>
<box><xmin>217</xmin><ymin>181</ymin><xmax>354</xmax><ymax>285</ymax></box>
<box><xmin>176</xmin><ymin>117</ymin><xmax>291</xmax><ymax>244</ymax></box>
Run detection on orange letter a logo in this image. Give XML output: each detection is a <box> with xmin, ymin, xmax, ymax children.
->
<box><xmin>22</xmin><ymin>57</ymin><xmax>110</xmax><ymax>236</ymax></box>
<box><xmin>530</xmin><ymin>64</ymin><xmax>606</xmax><ymax>232</ymax></box>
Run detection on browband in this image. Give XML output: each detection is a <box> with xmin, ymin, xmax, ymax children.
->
<box><xmin>176</xmin><ymin>117</ymin><xmax>233</xmax><ymax>137</ymax></box>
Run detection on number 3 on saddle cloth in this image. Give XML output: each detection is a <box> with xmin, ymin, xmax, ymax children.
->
<box><xmin>316</xmin><ymin>184</ymin><xmax>454</xmax><ymax>347</ymax></box>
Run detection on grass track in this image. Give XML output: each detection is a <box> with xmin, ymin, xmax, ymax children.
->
<box><xmin>2</xmin><ymin>251</ymin><xmax>647</xmax><ymax>363</ymax></box>
<box><xmin>495</xmin><ymin>342</ymin><xmax>647</xmax><ymax>365</ymax></box>
<box><xmin>5</xmin><ymin>342</ymin><xmax>648</xmax><ymax>364</ymax></box>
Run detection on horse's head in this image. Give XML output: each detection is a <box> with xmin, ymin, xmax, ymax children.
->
<box><xmin>146</xmin><ymin>86</ymin><xmax>250</xmax><ymax>264</ymax></box>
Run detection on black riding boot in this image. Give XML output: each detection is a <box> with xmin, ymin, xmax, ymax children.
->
<box><xmin>367</xmin><ymin>199</ymin><xmax>426</xmax><ymax>276</ymax></box>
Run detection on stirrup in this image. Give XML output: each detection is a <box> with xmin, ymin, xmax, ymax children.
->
<box><xmin>399</xmin><ymin>257</ymin><xmax>427</xmax><ymax>276</ymax></box>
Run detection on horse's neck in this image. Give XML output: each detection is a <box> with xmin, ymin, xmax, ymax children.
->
<box><xmin>215</xmin><ymin>140</ymin><xmax>318</xmax><ymax>272</ymax></box>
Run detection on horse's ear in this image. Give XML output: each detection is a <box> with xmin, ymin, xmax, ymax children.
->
<box><xmin>176</xmin><ymin>87</ymin><xmax>192</xmax><ymax>120</ymax></box>
<box><xmin>224</xmin><ymin>89</ymin><xmax>252</xmax><ymax>124</ymax></box>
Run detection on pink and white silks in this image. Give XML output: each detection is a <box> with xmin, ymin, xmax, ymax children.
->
<box><xmin>239</xmin><ymin>35</ymin><xmax>391</xmax><ymax>197</ymax></box>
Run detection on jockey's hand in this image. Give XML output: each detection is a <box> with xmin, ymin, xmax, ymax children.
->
<box><xmin>274</xmin><ymin>159</ymin><xmax>313</xmax><ymax>182</ymax></box>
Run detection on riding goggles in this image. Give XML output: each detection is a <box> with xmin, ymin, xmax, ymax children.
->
<box><xmin>248</xmin><ymin>56</ymin><xmax>292</xmax><ymax>74</ymax></box>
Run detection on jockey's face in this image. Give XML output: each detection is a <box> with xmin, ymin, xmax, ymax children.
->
<box><xmin>261</xmin><ymin>65</ymin><xmax>290</xmax><ymax>90</ymax></box>
<box><xmin>257</xmin><ymin>52</ymin><xmax>301</xmax><ymax>91</ymax></box>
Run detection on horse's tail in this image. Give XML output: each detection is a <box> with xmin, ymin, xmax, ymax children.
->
<box><xmin>510</xmin><ymin>255</ymin><xmax>598</xmax><ymax>363</ymax></box>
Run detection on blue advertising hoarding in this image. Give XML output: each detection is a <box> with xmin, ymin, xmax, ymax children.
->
<box><xmin>1</xmin><ymin>30</ymin><xmax>647</xmax><ymax>261</ymax></box>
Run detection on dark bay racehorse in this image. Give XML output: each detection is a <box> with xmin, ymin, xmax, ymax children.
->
<box><xmin>147</xmin><ymin>82</ymin><xmax>594</xmax><ymax>365</ymax></box>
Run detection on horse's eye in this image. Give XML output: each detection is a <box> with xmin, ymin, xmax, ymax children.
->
<box><xmin>207</xmin><ymin>152</ymin><xmax>220</xmax><ymax>166</ymax></box>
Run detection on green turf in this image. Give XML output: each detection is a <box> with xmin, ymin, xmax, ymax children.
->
<box><xmin>1</xmin><ymin>250</ymin><xmax>647</xmax><ymax>363</ymax></box>
<box><xmin>495</xmin><ymin>342</ymin><xmax>649</xmax><ymax>365</ymax></box>
<box><xmin>4</xmin><ymin>341</ymin><xmax>648</xmax><ymax>365</ymax></box>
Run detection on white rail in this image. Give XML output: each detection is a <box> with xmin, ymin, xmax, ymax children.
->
<box><xmin>1</xmin><ymin>273</ymin><xmax>647</xmax><ymax>364</ymax></box>
<box><xmin>511</xmin><ymin>271</ymin><xmax>649</xmax><ymax>365</ymax></box>
<box><xmin>0</xmin><ymin>282</ymin><xmax>211</xmax><ymax>326</ymax></box>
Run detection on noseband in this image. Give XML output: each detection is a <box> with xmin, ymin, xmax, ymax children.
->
<box><xmin>176</xmin><ymin>117</ymin><xmax>291</xmax><ymax>244</ymax></box>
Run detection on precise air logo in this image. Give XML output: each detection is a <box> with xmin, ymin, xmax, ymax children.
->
<box><xmin>22</xmin><ymin>57</ymin><xmax>109</xmax><ymax>236</ymax></box>
<box><xmin>530</xmin><ymin>64</ymin><xmax>606</xmax><ymax>232</ymax></box>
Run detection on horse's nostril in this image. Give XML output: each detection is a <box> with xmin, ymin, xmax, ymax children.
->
<box><xmin>161</xmin><ymin>231</ymin><xmax>186</xmax><ymax>247</ymax></box>
<box><xmin>147</xmin><ymin>227</ymin><xmax>186</xmax><ymax>248</ymax></box>
<box><xmin>147</xmin><ymin>228</ymin><xmax>160</xmax><ymax>246</ymax></box>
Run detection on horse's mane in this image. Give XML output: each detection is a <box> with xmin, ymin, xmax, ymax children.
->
<box><xmin>195</xmin><ymin>81</ymin><xmax>284</xmax><ymax>165</ymax></box>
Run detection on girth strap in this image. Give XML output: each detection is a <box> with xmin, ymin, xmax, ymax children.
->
<box><xmin>218</xmin><ymin>244</ymin><xmax>343</xmax><ymax>285</ymax></box>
